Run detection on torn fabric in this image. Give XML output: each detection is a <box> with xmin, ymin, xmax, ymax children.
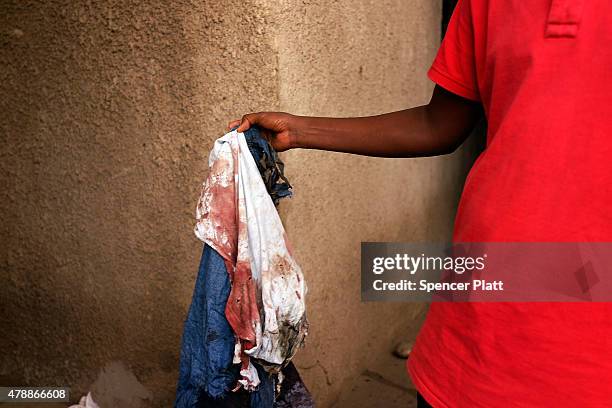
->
<box><xmin>195</xmin><ymin>130</ymin><xmax>308</xmax><ymax>389</ymax></box>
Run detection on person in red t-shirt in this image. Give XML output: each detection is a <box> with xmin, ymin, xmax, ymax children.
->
<box><xmin>230</xmin><ymin>0</ymin><xmax>612</xmax><ymax>406</ymax></box>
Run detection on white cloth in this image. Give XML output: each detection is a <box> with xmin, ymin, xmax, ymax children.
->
<box><xmin>195</xmin><ymin>130</ymin><xmax>308</xmax><ymax>388</ymax></box>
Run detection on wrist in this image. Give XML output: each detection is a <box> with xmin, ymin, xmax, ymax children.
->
<box><xmin>289</xmin><ymin>115</ymin><xmax>311</xmax><ymax>149</ymax></box>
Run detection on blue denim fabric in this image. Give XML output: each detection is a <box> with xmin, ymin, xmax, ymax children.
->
<box><xmin>175</xmin><ymin>244</ymin><xmax>237</xmax><ymax>406</ymax></box>
<box><xmin>241</xmin><ymin>126</ymin><xmax>293</xmax><ymax>205</ymax></box>
<box><xmin>175</xmin><ymin>244</ymin><xmax>277</xmax><ymax>408</ymax></box>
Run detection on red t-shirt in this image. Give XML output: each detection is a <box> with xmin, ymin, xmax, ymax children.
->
<box><xmin>408</xmin><ymin>0</ymin><xmax>612</xmax><ymax>406</ymax></box>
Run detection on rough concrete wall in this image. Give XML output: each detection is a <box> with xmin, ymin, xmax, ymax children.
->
<box><xmin>1</xmin><ymin>0</ymin><xmax>471</xmax><ymax>407</ymax></box>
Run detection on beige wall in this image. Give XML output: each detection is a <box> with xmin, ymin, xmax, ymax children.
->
<box><xmin>1</xmin><ymin>0</ymin><xmax>473</xmax><ymax>406</ymax></box>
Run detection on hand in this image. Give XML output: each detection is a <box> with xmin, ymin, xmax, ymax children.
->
<box><xmin>227</xmin><ymin>112</ymin><xmax>301</xmax><ymax>152</ymax></box>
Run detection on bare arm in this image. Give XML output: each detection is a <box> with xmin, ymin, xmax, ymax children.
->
<box><xmin>228</xmin><ymin>85</ymin><xmax>481</xmax><ymax>158</ymax></box>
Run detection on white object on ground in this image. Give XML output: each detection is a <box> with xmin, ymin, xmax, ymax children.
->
<box><xmin>68</xmin><ymin>392</ymin><xmax>99</xmax><ymax>408</ymax></box>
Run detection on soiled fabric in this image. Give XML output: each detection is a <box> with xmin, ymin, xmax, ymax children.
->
<box><xmin>243</xmin><ymin>127</ymin><xmax>292</xmax><ymax>206</ymax></box>
<box><xmin>176</xmin><ymin>128</ymin><xmax>312</xmax><ymax>408</ymax></box>
<box><xmin>272</xmin><ymin>363</ymin><xmax>315</xmax><ymax>408</ymax></box>
<box><xmin>194</xmin><ymin>129</ymin><xmax>308</xmax><ymax>390</ymax></box>
<box><xmin>175</xmin><ymin>244</ymin><xmax>243</xmax><ymax>406</ymax></box>
<box><xmin>174</xmin><ymin>243</ymin><xmax>286</xmax><ymax>408</ymax></box>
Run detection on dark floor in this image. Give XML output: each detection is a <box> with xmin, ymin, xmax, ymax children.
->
<box><xmin>334</xmin><ymin>353</ymin><xmax>417</xmax><ymax>408</ymax></box>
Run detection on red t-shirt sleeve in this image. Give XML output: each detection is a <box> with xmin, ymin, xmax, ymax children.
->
<box><xmin>428</xmin><ymin>0</ymin><xmax>480</xmax><ymax>102</ymax></box>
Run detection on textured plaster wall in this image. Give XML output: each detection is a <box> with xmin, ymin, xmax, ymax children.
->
<box><xmin>1</xmin><ymin>0</ymin><xmax>473</xmax><ymax>406</ymax></box>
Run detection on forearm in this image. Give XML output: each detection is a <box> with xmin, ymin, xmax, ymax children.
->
<box><xmin>292</xmin><ymin>86</ymin><xmax>481</xmax><ymax>158</ymax></box>
<box><xmin>293</xmin><ymin>108</ymin><xmax>435</xmax><ymax>158</ymax></box>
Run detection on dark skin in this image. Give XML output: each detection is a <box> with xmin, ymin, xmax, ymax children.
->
<box><xmin>228</xmin><ymin>85</ymin><xmax>482</xmax><ymax>157</ymax></box>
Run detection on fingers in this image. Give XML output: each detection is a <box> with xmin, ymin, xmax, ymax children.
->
<box><xmin>227</xmin><ymin>114</ymin><xmax>255</xmax><ymax>131</ymax></box>
<box><xmin>236</xmin><ymin>113</ymin><xmax>257</xmax><ymax>133</ymax></box>
<box><xmin>228</xmin><ymin>112</ymin><xmax>273</xmax><ymax>132</ymax></box>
